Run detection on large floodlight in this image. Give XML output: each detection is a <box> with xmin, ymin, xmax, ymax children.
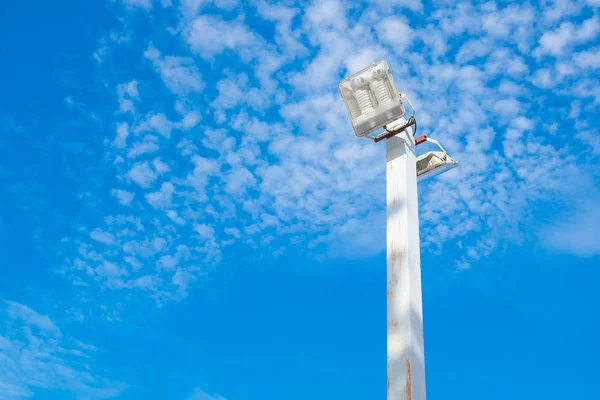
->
<box><xmin>338</xmin><ymin>60</ymin><xmax>406</xmax><ymax>138</ymax></box>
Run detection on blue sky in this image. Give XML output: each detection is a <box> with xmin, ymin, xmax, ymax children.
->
<box><xmin>1</xmin><ymin>0</ymin><xmax>600</xmax><ymax>398</ymax></box>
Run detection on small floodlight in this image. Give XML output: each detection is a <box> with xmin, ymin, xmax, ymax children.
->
<box><xmin>339</xmin><ymin>60</ymin><xmax>406</xmax><ymax>138</ymax></box>
<box><xmin>415</xmin><ymin>137</ymin><xmax>458</xmax><ymax>182</ymax></box>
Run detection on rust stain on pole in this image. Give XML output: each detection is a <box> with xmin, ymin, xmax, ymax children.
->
<box><xmin>390</xmin><ymin>245</ymin><xmax>406</xmax><ymax>285</ymax></box>
<box><xmin>405</xmin><ymin>358</ymin><xmax>412</xmax><ymax>400</ymax></box>
<box><xmin>388</xmin><ymin>375</ymin><xmax>390</xmax><ymax>399</ymax></box>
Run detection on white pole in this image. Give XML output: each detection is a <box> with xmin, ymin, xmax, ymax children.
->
<box><xmin>386</xmin><ymin>122</ymin><xmax>426</xmax><ymax>400</ymax></box>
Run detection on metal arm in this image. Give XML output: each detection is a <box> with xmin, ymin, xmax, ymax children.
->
<box><xmin>415</xmin><ymin>135</ymin><xmax>448</xmax><ymax>154</ymax></box>
<box><xmin>400</xmin><ymin>93</ymin><xmax>415</xmax><ymax>118</ymax></box>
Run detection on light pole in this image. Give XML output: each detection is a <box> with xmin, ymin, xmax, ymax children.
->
<box><xmin>338</xmin><ymin>60</ymin><xmax>457</xmax><ymax>400</ymax></box>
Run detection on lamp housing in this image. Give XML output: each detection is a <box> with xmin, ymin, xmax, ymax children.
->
<box><xmin>339</xmin><ymin>60</ymin><xmax>405</xmax><ymax>138</ymax></box>
<box><xmin>414</xmin><ymin>136</ymin><xmax>458</xmax><ymax>182</ymax></box>
<box><xmin>416</xmin><ymin>151</ymin><xmax>458</xmax><ymax>181</ymax></box>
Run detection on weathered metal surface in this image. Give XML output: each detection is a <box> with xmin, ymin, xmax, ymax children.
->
<box><xmin>415</xmin><ymin>135</ymin><xmax>428</xmax><ymax>146</ymax></box>
<box><xmin>386</xmin><ymin>122</ymin><xmax>426</xmax><ymax>400</ymax></box>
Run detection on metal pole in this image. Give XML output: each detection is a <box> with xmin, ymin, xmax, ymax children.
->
<box><xmin>386</xmin><ymin>122</ymin><xmax>426</xmax><ymax>400</ymax></box>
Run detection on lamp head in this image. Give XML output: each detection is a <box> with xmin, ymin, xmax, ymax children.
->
<box><xmin>338</xmin><ymin>60</ymin><xmax>405</xmax><ymax>137</ymax></box>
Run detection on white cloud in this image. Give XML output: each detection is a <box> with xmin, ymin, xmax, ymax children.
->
<box><xmin>171</xmin><ymin>267</ymin><xmax>197</xmax><ymax>296</ymax></box>
<box><xmin>113</xmin><ymin>122</ymin><xmax>130</xmax><ymax>148</ymax></box>
<box><xmin>125</xmin><ymin>256</ymin><xmax>143</xmax><ymax>271</ymax></box>
<box><xmin>224</xmin><ymin>167</ymin><xmax>256</xmax><ymax>195</ymax></box>
<box><xmin>111</xmin><ymin>189</ymin><xmax>135</xmax><ymax>205</ymax></box>
<box><xmin>211</xmin><ymin>73</ymin><xmax>268</xmax><ymax>112</ymax></box>
<box><xmin>185</xmin><ymin>155</ymin><xmax>219</xmax><ymax>198</ymax></box>
<box><xmin>181</xmin><ymin>111</ymin><xmax>201</xmax><ymax>129</ymax></box>
<box><xmin>123</xmin><ymin>238</ymin><xmax>161</xmax><ymax>258</ymax></box>
<box><xmin>179</xmin><ymin>0</ymin><xmax>210</xmax><ymax>17</ymax></box>
<box><xmin>456</xmin><ymin>38</ymin><xmax>494</xmax><ymax>64</ymax></box>
<box><xmin>144</xmin><ymin>44</ymin><xmax>205</xmax><ymax>94</ymax></box>
<box><xmin>122</xmin><ymin>0</ymin><xmax>152</xmax><ymax>10</ymax></box>
<box><xmin>5</xmin><ymin>302</ymin><xmax>61</xmax><ymax>337</ymax></box>
<box><xmin>493</xmin><ymin>98</ymin><xmax>520</xmax><ymax>116</ymax></box>
<box><xmin>541</xmin><ymin>198</ymin><xmax>600</xmax><ymax>257</ymax></box>
<box><xmin>153</xmin><ymin>237</ymin><xmax>167</xmax><ymax>251</ymax></box>
<box><xmin>212</xmin><ymin>74</ymin><xmax>246</xmax><ymax>110</ymax></box>
<box><xmin>94</xmin><ymin>30</ymin><xmax>133</xmax><ymax>65</ymax></box>
<box><xmin>167</xmin><ymin>209</ymin><xmax>186</xmax><ymax>225</ymax></box>
<box><xmin>116</xmin><ymin>81</ymin><xmax>139</xmax><ymax>113</ymax></box>
<box><xmin>573</xmin><ymin>48</ymin><xmax>600</xmax><ymax>68</ymax></box>
<box><xmin>224</xmin><ymin>227</ymin><xmax>240</xmax><ymax>238</ymax></box>
<box><xmin>481</xmin><ymin>3</ymin><xmax>535</xmax><ymax>39</ymax></box>
<box><xmin>131</xmin><ymin>274</ymin><xmax>161</xmax><ymax>291</ymax></box>
<box><xmin>194</xmin><ymin>223</ymin><xmax>215</xmax><ymax>240</ymax></box>
<box><xmin>376</xmin><ymin>17</ymin><xmax>412</xmax><ymax>51</ymax></box>
<box><xmin>289</xmin><ymin>0</ymin><xmax>353</xmax><ymax>90</ymax></box>
<box><xmin>530</xmin><ymin>69</ymin><xmax>554</xmax><ymax>88</ymax></box>
<box><xmin>542</xmin><ymin>0</ymin><xmax>583</xmax><ymax>23</ymax></box>
<box><xmin>188</xmin><ymin>388</ymin><xmax>227</xmax><ymax>400</ymax></box>
<box><xmin>577</xmin><ymin>15</ymin><xmax>600</xmax><ymax>41</ymax></box>
<box><xmin>146</xmin><ymin>182</ymin><xmax>176</xmax><ymax>209</ymax></box>
<box><xmin>537</xmin><ymin>16</ymin><xmax>600</xmax><ymax>56</ymax></box>
<box><xmin>135</xmin><ymin>113</ymin><xmax>175</xmax><ymax>138</ymax></box>
<box><xmin>576</xmin><ymin>130</ymin><xmax>600</xmax><ymax>154</ymax></box>
<box><xmin>538</xmin><ymin>22</ymin><xmax>576</xmax><ymax>56</ymax></box>
<box><xmin>184</xmin><ymin>16</ymin><xmax>261</xmax><ymax>60</ymax></box>
<box><xmin>177</xmin><ymin>138</ymin><xmax>198</xmax><ymax>156</ymax></box>
<box><xmin>127</xmin><ymin>135</ymin><xmax>160</xmax><ymax>158</ymax></box>
<box><xmin>157</xmin><ymin>254</ymin><xmax>178</xmax><ymax>269</ymax></box>
<box><xmin>95</xmin><ymin>260</ymin><xmax>127</xmax><ymax>278</ymax></box>
<box><xmin>152</xmin><ymin>157</ymin><xmax>171</xmax><ymax>174</ymax></box>
<box><xmin>513</xmin><ymin>116</ymin><xmax>534</xmax><ymax>131</ymax></box>
<box><xmin>506</xmin><ymin>57</ymin><xmax>529</xmax><ymax>76</ymax></box>
<box><xmin>343</xmin><ymin>47</ymin><xmax>384</xmax><ymax>77</ymax></box>
<box><xmin>90</xmin><ymin>229</ymin><xmax>116</xmax><ymax>246</ymax></box>
<box><xmin>127</xmin><ymin>161</ymin><xmax>158</xmax><ymax>188</ymax></box>
<box><xmin>254</xmin><ymin>1</ymin><xmax>305</xmax><ymax>59</ymax></box>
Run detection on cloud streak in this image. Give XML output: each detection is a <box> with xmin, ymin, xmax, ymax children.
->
<box><xmin>0</xmin><ymin>301</ymin><xmax>125</xmax><ymax>399</ymax></box>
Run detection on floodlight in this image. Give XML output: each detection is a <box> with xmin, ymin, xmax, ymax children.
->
<box><xmin>339</xmin><ymin>60</ymin><xmax>459</xmax><ymax>182</ymax></box>
<box><xmin>339</xmin><ymin>60</ymin><xmax>406</xmax><ymax>138</ymax></box>
<box><xmin>415</xmin><ymin>137</ymin><xmax>458</xmax><ymax>182</ymax></box>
